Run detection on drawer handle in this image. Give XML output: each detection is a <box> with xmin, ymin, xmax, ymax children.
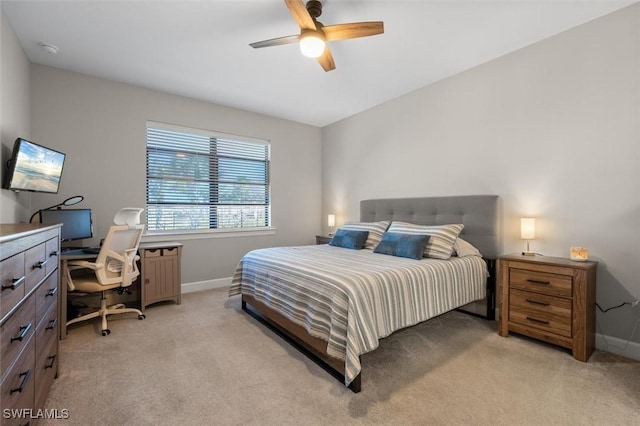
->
<box><xmin>34</xmin><ymin>259</ymin><xmax>49</xmax><ymax>269</ymax></box>
<box><xmin>11</xmin><ymin>323</ymin><xmax>32</xmax><ymax>342</ymax></box>
<box><xmin>45</xmin><ymin>354</ymin><xmax>57</xmax><ymax>369</ymax></box>
<box><xmin>50</xmin><ymin>250</ymin><xmax>59</xmax><ymax>257</ymax></box>
<box><xmin>46</xmin><ymin>287</ymin><xmax>58</xmax><ymax>297</ymax></box>
<box><xmin>526</xmin><ymin>316</ymin><xmax>550</xmax><ymax>325</ymax></box>
<box><xmin>10</xmin><ymin>369</ymin><xmax>32</xmax><ymax>394</ymax></box>
<box><xmin>2</xmin><ymin>275</ymin><xmax>25</xmax><ymax>291</ymax></box>
<box><xmin>526</xmin><ymin>278</ymin><xmax>550</xmax><ymax>285</ymax></box>
<box><xmin>526</xmin><ymin>299</ymin><xmax>550</xmax><ymax>307</ymax></box>
<box><xmin>46</xmin><ymin>318</ymin><xmax>58</xmax><ymax>330</ymax></box>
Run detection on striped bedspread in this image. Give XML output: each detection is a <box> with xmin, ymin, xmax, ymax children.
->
<box><xmin>229</xmin><ymin>244</ymin><xmax>487</xmax><ymax>385</ymax></box>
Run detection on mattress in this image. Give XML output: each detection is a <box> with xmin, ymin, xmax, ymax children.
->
<box><xmin>229</xmin><ymin>244</ymin><xmax>487</xmax><ymax>385</ymax></box>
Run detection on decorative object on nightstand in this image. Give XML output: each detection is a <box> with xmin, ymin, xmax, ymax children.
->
<box><xmin>570</xmin><ymin>246</ymin><xmax>589</xmax><ymax>261</ymax></box>
<box><xmin>498</xmin><ymin>253</ymin><xmax>597</xmax><ymax>362</ymax></box>
<box><xmin>520</xmin><ymin>217</ymin><xmax>536</xmax><ymax>256</ymax></box>
<box><xmin>315</xmin><ymin>235</ymin><xmax>332</xmax><ymax>245</ymax></box>
<box><xmin>327</xmin><ymin>214</ymin><xmax>336</xmax><ymax>235</ymax></box>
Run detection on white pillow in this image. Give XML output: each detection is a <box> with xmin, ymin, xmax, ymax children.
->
<box><xmin>453</xmin><ymin>238</ymin><xmax>482</xmax><ymax>257</ymax></box>
<box><xmin>386</xmin><ymin>222</ymin><xmax>464</xmax><ymax>260</ymax></box>
<box><xmin>341</xmin><ymin>221</ymin><xmax>390</xmax><ymax>250</ymax></box>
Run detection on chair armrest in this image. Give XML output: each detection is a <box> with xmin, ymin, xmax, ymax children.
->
<box><xmin>67</xmin><ymin>259</ymin><xmax>99</xmax><ymax>270</ymax></box>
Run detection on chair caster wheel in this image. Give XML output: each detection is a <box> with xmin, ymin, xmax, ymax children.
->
<box><xmin>138</xmin><ymin>314</ymin><xmax>146</xmax><ymax>320</ymax></box>
<box><xmin>101</xmin><ymin>329</ymin><xmax>111</xmax><ymax>336</ymax></box>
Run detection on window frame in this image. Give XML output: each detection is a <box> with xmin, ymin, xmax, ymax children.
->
<box><xmin>145</xmin><ymin>121</ymin><xmax>274</xmax><ymax>238</ymax></box>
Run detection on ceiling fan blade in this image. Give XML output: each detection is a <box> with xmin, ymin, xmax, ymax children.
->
<box><xmin>317</xmin><ymin>47</ymin><xmax>336</xmax><ymax>72</ymax></box>
<box><xmin>285</xmin><ymin>0</ymin><xmax>316</xmax><ymax>30</ymax></box>
<box><xmin>323</xmin><ymin>22</ymin><xmax>384</xmax><ymax>41</ymax></box>
<box><xmin>250</xmin><ymin>34</ymin><xmax>300</xmax><ymax>49</ymax></box>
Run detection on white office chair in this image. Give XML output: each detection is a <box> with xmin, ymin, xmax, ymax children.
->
<box><xmin>66</xmin><ymin>224</ymin><xmax>145</xmax><ymax>336</ymax></box>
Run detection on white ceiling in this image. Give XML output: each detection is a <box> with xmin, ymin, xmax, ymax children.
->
<box><xmin>2</xmin><ymin>0</ymin><xmax>635</xmax><ymax>127</ymax></box>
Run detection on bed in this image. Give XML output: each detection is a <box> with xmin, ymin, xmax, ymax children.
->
<box><xmin>229</xmin><ymin>195</ymin><xmax>500</xmax><ymax>392</ymax></box>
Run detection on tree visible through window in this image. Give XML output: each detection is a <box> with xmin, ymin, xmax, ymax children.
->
<box><xmin>146</xmin><ymin>122</ymin><xmax>270</xmax><ymax>232</ymax></box>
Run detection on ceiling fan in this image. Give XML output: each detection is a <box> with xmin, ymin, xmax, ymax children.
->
<box><xmin>250</xmin><ymin>0</ymin><xmax>384</xmax><ymax>72</ymax></box>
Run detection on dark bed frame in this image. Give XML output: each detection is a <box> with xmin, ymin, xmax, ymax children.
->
<box><xmin>241</xmin><ymin>195</ymin><xmax>501</xmax><ymax>393</ymax></box>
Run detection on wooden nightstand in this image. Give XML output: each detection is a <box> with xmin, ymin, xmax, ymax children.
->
<box><xmin>498</xmin><ymin>254</ymin><xmax>597</xmax><ymax>362</ymax></box>
<box><xmin>315</xmin><ymin>235</ymin><xmax>332</xmax><ymax>245</ymax></box>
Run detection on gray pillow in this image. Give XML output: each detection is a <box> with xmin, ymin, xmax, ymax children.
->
<box><xmin>373</xmin><ymin>232</ymin><xmax>431</xmax><ymax>260</ymax></box>
<box><xmin>329</xmin><ymin>229</ymin><xmax>369</xmax><ymax>250</ymax></box>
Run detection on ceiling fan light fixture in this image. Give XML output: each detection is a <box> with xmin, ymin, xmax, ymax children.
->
<box><xmin>299</xmin><ymin>31</ymin><xmax>325</xmax><ymax>58</ymax></box>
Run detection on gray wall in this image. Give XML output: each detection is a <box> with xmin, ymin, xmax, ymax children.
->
<box><xmin>29</xmin><ymin>65</ymin><xmax>322</xmax><ymax>284</ymax></box>
<box><xmin>0</xmin><ymin>10</ymin><xmax>31</xmax><ymax>222</ymax></box>
<box><xmin>322</xmin><ymin>4</ymin><xmax>640</xmax><ymax>351</ymax></box>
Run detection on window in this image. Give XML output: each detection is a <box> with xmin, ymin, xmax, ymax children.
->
<box><xmin>146</xmin><ymin>122</ymin><xmax>270</xmax><ymax>233</ymax></box>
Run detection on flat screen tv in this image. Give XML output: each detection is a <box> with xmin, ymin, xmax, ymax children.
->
<box><xmin>3</xmin><ymin>138</ymin><xmax>66</xmax><ymax>193</ymax></box>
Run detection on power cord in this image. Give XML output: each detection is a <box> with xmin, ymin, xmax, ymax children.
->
<box><xmin>595</xmin><ymin>299</ymin><xmax>640</xmax><ymax>355</ymax></box>
<box><xmin>596</xmin><ymin>301</ymin><xmax>640</xmax><ymax>313</ymax></box>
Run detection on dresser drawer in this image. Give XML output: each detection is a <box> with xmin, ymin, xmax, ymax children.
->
<box><xmin>25</xmin><ymin>242</ymin><xmax>47</xmax><ymax>295</ymax></box>
<box><xmin>35</xmin><ymin>271</ymin><xmax>58</xmax><ymax>326</ymax></box>
<box><xmin>36</xmin><ymin>302</ymin><xmax>58</xmax><ymax>352</ymax></box>
<box><xmin>509</xmin><ymin>268</ymin><xmax>572</xmax><ymax>298</ymax></box>
<box><xmin>1</xmin><ymin>296</ymin><xmax>36</xmax><ymax>381</ymax></box>
<box><xmin>45</xmin><ymin>237</ymin><xmax>60</xmax><ymax>277</ymax></box>
<box><xmin>1</xmin><ymin>337</ymin><xmax>35</xmax><ymax>426</ymax></box>
<box><xmin>35</xmin><ymin>305</ymin><xmax>58</xmax><ymax>410</ymax></box>
<box><xmin>1</xmin><ymin>252</ymin><xmax>26</xmax><ymax>321</ymax></box>
<box><xmin>509</xmin><ymin>288</ymin><xmax>572</xmax><ymax>337</ymax></box>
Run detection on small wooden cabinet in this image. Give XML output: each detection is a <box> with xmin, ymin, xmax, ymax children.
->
<box><xmin>139</xmin><ymin>242</ymin><xmax>182</xmax><ymax>311</ymax></box>
<box><xmin>498</xmin><ymin>254</ymin><xmax>597</xmax><ymax>362</ymax></box>
<box><xmin>1</xmin><ymin>224</ymin><xmax>61</xmax><ymax>425</ymax></box>
<box><xmin>315</xmin><ymin>235</ymin><xmax>332</xmax><ymax>245</ymax></box>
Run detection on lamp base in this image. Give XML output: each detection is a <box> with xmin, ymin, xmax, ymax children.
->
<box><xmin>521</xmin><ymin>251</ymin><xmax>537</xmax><ymax>256</ymax></box>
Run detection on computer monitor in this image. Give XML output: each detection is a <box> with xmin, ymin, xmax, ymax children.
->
<box><xmin>40</xmin><ymin>208</ymin><xmax>93</xmax><ymax>244</ymax></box>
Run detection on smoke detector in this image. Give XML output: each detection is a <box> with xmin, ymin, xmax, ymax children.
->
<box><xmin>39</xmin><ymin>43</ymin><xmax>59</xmax><ymax>55</ymax></box>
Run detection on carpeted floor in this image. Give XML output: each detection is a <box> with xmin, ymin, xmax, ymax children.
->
<box><xmin>41</xmin><ymin>288</ymin><xmax>639</xmax><ymax>425</ymax></box>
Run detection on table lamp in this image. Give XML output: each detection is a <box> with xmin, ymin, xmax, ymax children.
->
<box><xmin>328</xmin><ymin>214</ymin><xmax>336</xmax><ymax>235</ymax></box>
<box><xmin>520</xmin><ymin>217</ymin><xmax>536</xmax><ymax>256</ymax></box>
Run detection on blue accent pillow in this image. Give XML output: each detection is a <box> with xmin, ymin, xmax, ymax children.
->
<box><xmin>373</xmin><ymin>232</ymin><xmax>431</xmax><ymax>260</ymax></box>
<box><xmin>329</xmin><ymin>229</ymin><xmax>369</xmax><ymax>250</ymax></box>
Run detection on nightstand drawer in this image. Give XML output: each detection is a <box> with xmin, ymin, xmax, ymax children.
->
<box><xmin>509</xmin><ymin>268</ymin><xmax>572</xmax><ymax>298</ymax></box>
<box><xmin>509</xmin><ymin>289</ymin><xmax>572</xmax><ymax>337</ymax></box>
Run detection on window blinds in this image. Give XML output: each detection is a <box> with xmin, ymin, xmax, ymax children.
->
<box><xmin>146</xmin><ymin>124</ymin><xmax>270</xmax><ymax>232</ymax></box>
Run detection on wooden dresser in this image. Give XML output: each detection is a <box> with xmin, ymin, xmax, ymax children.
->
<box><xmin>498</xmin><ymin>253</ymin><xmax>597</xmax><ymax>362</ymax></box>
<box><xmin>1</xmin><ymin>224</ymin><xmax>61</xmax><ymax>425</ymax></box>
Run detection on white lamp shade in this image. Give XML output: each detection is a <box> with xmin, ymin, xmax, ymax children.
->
<box><xmin>300</xmin><ymin>32</ymin><xmax>326</xmax><ymax>58</ymax></box>
<box><xmin>327</xmin><ymin>214</ymin><xmax>336</xmax><ymax>228</ymax></box>
<box><xmin>520</xmin><ymin>218</ymin><xmax>536</xmax><ymax>240</ymax></box>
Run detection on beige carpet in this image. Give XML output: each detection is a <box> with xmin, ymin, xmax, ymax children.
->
<box><xmin>42</xmin><ymin>288</ymin><xmax>639</xmax><ymax>425</ymax></box>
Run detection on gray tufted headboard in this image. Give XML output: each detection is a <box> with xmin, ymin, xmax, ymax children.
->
<box><xmin>360</xmin><ymin>195</ymin><xmax>501</xmax><ymax>259</ymax></box>
<box><xmin>360</xmin><ymin>195</ymin><xmax>501</xmax><ymax>319</ymax></box>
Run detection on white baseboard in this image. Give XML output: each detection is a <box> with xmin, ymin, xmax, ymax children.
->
<box><xmin>596</xmin><ymin>332</ymin><xmax>640</xmax><ymax>361</ymax></box>
<box><xmin>182</xmin><ymin>277</ymin><xmax>231</xmax><ymax>294</ymax></box>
